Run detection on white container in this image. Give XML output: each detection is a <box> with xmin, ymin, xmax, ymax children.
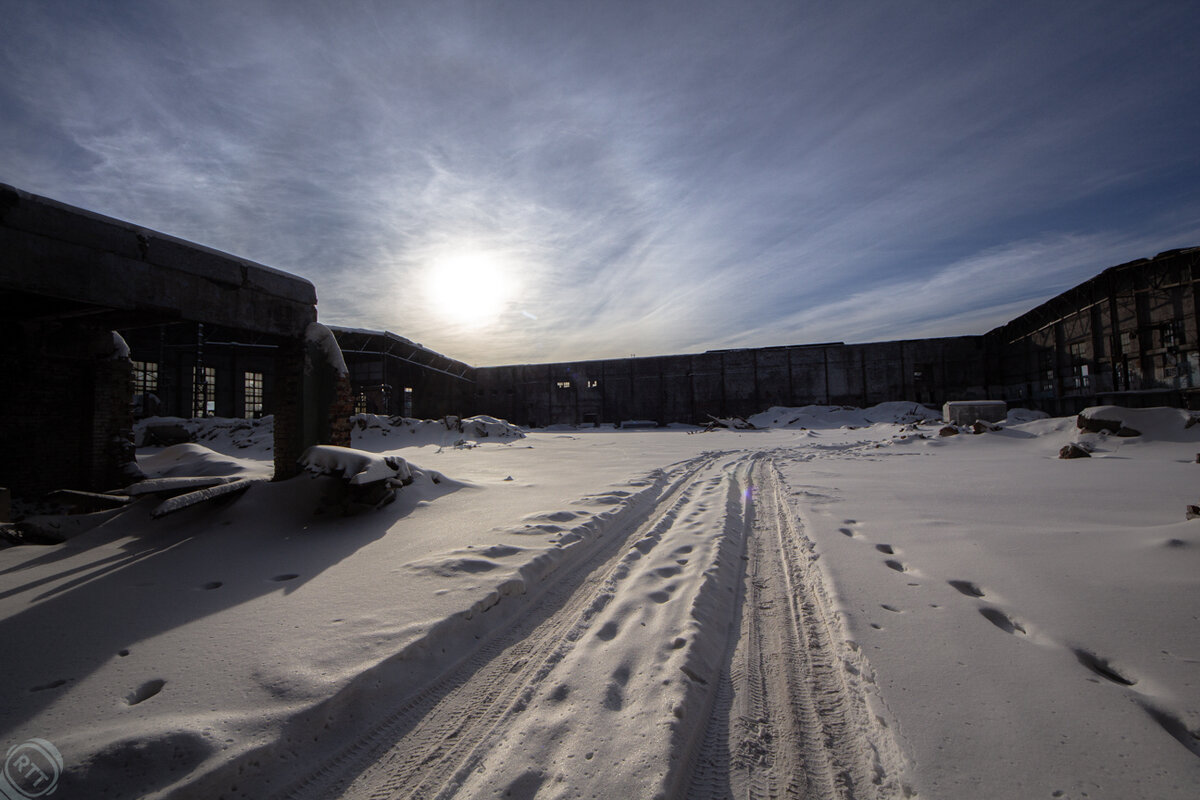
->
<box><xmin>943</xmin><ymin>400</ymin><xmax>1007</xmax><ymax>426</ymax></box>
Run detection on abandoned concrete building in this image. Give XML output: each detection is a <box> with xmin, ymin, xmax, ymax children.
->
<box><xmin>2</xmin><ymin>183</ymin><xmax>1198</xmax><ymax>496</ymax></box>
<box><xmin>0</xmin><ymin>184</ymin><xmax>348</xmax><ymax>497</ymax></box>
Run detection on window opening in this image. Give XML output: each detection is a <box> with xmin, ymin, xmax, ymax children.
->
<box><xmin>132</xmin><ymin>361</ymin><xmax>158</xmax><ymax>395</ymax></box>
<box><xmin>193</xmin><ymin>366</ymin><xmax>216</xmax><ymax>417</ymax></box>
<box><xmin>132</xmin><ymin>361</ymin><xmax>159</xmax><ymax>418</ymax></box>
<box><xmin>244</xmin><ymin>371</ymin><xmax>264</xmax><ymax>418</ymax></box>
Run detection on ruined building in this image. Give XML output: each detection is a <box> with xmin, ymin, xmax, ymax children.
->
<box><xmin>2</xmin><ymin>184</ymin><xmax>1197</xmax><ymax>496</ymax></box>
<box><xmin>984</xmin><ymin>247</ymin><xmax>1200</xmax><ymax>415</ymax></box>
<box><xmin>0</xmin><ymin>185</ymin><xmax>347</xmax><ymax>497</ymax></box>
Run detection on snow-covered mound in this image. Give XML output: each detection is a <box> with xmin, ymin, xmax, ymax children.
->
<box><xmin>1077</xmin><ymin>405</ymin><xmax>1200</xmax><ymax>443</ymax></box>
<box><xmin>135</xmin><ymin>414</ymin><xmax>526</xmax><ymax>459</ymax></box>
<box><xmin>351</xmin><ymin>413</ymin><xmax>524</xmax><ymax>450</ymax></box>
<box><xmin>748</xmin><ymin>401</ymin><xmax>940</xmax><ymax>429</ymax></box>
<box><xmin>137</xmin><ymin>443</ymin><xmax>272</xmax><ymax>480</ymax></box>
<box><xmin>1006</xmin><ymin>408</ymin><xmax>1050</xmax><ymax>424</ymax></box>
<box><xmin>135</xmin><ymin>415</ymin><xmax>274</xmax><ymax>456</ymax></box>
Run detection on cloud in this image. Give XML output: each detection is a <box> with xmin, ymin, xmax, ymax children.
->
<box><xmin>711</xmin><ymin>227</ymin><xmax>1200</xmax><ymax>350</ymax></box>
<box><xmin>1</xmin><ymin>1</ymin><xmax>1198</xmax><ymax>365</ymax></box>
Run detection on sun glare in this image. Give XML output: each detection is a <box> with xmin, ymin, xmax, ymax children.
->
<box><xmin>422</xmin><ymin>250</ymin><xmax>513</xmax><ymax>328</ymax></box>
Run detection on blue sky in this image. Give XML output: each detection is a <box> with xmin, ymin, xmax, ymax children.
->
<box><xmin>3</xmin><ymin>1</ymin><xmax>1198</xmax><ymax>365</ymax></box>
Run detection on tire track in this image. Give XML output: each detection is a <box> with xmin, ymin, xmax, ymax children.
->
<box><xmin>687</xmin><ymin>459</ymin><xmax>909</xmax><ymax>799</ymax></box>
<box><xmin>274</xmin><ymin>452</ymin><xmax>726</xmax><ymax>800</ymax></box>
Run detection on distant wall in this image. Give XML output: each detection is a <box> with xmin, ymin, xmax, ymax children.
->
<box><xmin>469</xmin><ymin>337</ymin><xmax>989</xmax><ymax>427</ymax></box>
<box><xmin>470</xmin><ymin>249</ymin><xmax>1200</xmax><ymax>426</ymax></box>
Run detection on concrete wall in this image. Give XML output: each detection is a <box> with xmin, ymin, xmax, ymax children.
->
<box><xmin>469</xmin><ymin>336</ymin><xmax>989</xmax><ymax>427</ymax></box>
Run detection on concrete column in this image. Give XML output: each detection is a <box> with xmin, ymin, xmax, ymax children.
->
<box><xmin>272</xmin><ymin>338</ymin><xmax>306</xmax><ymax>481</ymax></box>
<box><xmin>88</xmin><ymin>331</ymin><xmax>139</xmax><ymax>490</ymax></box>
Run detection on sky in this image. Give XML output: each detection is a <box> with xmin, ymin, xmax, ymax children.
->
<box><xmin>2</xmin><ymin>0</ymin><xmax>1199</xmax><ymax>366</ymax></box>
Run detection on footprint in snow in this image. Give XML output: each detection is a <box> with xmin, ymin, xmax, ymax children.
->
<box><xmin>1140</xmin><ymin>703</ymin><xmax>1200</xmax><ymax>759</ymax></box>
<box><xmin>949</xmin><ymin>580</ymin><xmax>985</xmax><ymax>598</ymax></box>
<box><xmin>979</xmin><ymin>606</ymin><xmax>1026</xmax><ymax>636</ymax></box>
<box><xmin>603</xmin><ymin>665</ymin><xmax>631</xmax><ymax>711</ymax></box>
<box><xmin>603</xmin><ymin>682</ymin><xmax>624</xmax><ymax>711</ymax></box>
<box><xmin>125</xmin><ymin>679</ymin><xmax>165</xmax><ymax>706</ymax></box>
<box><xmin>201</xmin><ymin>581</ymin><xmax>223</xmax><ymax>590</ymax></box>
<box><xmin>596</xmin><ymin>621</ymin><xmax>619</xmax><ymax>641</ymax></box>
<box><xmin>271</xmin><ymin>573</ymin><xmax>299</xmax><ymax>582</ymax></box>
<box><xmin>1073</xmin><ymin>648</ymin><xmax>1137</xmax><ymax>687</ymax></box>
<box><xmin>875</xmin><ymin>544</ymin><xmax>895</xmax><ymax>555</ymax></box>
<box><xmin>884</xmin><ymin>559</ymin><xmax>907</xmax><ymax>573</ymax></box>
<box><xmin>502</xmin><ymin>771</ymin><xmax>547</xmax><ymax>798</ymax></box>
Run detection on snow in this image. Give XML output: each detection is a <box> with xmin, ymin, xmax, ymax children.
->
<box><xmin>747</xmin><ymin>401</ymin><xmax>941</xmax><ymax>429</ymax></box>
<box><xmin>108</xmin><ymin>331</ymin><xmax>130</xmax><ymax>360</ymax></box>
<box><xmin>148</xmin><ymin>478</ymin><xmax>264</xmax><ymax>519</ymax></box>
<box><xmin>137</xmin><ymin>441</ymin><xmax>273</xmax><ymax>481</ymax></box>
<box><xmin>305</xmin><ymin>322</ymin><xmax>349</xmax><ymax>377</ymax></box>
<box><xmin>298</xmin><ymin>445</ymin><xmax>412</xmax><ymax>485</ymax></box>
<box><xmin>135</xmin><ymin>416</ymin><xmax>275</xmax><ymax>456</ymax></box>
<box><xmin>1</xmin><ymin>404</ymin><xmax>1198</xmax><ymax>798</ymax></box>
<box><xmin>350</xmin><ymin>413</ymin><xmax>524</xmax><ymax>450</ymax></box>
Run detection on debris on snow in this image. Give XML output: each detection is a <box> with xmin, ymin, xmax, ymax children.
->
<box><xmin>128</xmin><ymin>476</ymin><xmax>239</xmax><ymax>497</ymax></box>
<box><xmin>350</xmin><ymin>414</ymin><xmax>525</xmax><ymax>450</ymax></box>
<box><xmin>299</xmin><ymin>445</ymin><xmax>413</xmax><ymax>486</ymax></box>
<box><xmin>150</xmin><ymin>478</ymin><xmax>262</xmax><ymax>518</ymax></box>
<box><xmin>1059</xmin><ymin>442</ymin><xmax>1093</xmax><ymax>459</ymax></box>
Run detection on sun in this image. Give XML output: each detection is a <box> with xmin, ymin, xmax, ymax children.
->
<box><xmin>422</xmin><ymin>250</ymin><xmax>514</xmax><ymax>328</ymax></box>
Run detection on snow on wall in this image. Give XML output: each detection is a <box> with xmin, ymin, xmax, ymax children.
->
<box><xmin>305</xmin><ymin>322</ymin><xmax>349</xmax><ymax>377</ymax></box>
<box><xmin>350</xmin><ymin>413</ymin><xmax>525</xmax><ymax>450</ymax></box>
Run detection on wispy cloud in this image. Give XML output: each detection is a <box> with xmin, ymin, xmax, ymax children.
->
<box><xmin>2</xmin><ymin>1</ymin><xmax>1198</xmax><ymax>364</ymax></box>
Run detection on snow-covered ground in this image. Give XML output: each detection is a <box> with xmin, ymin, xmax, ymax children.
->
<box><xmin>1</xmin><ymin>405</ymin><xmax>1198</xmax><ymax>799</ymax></box>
